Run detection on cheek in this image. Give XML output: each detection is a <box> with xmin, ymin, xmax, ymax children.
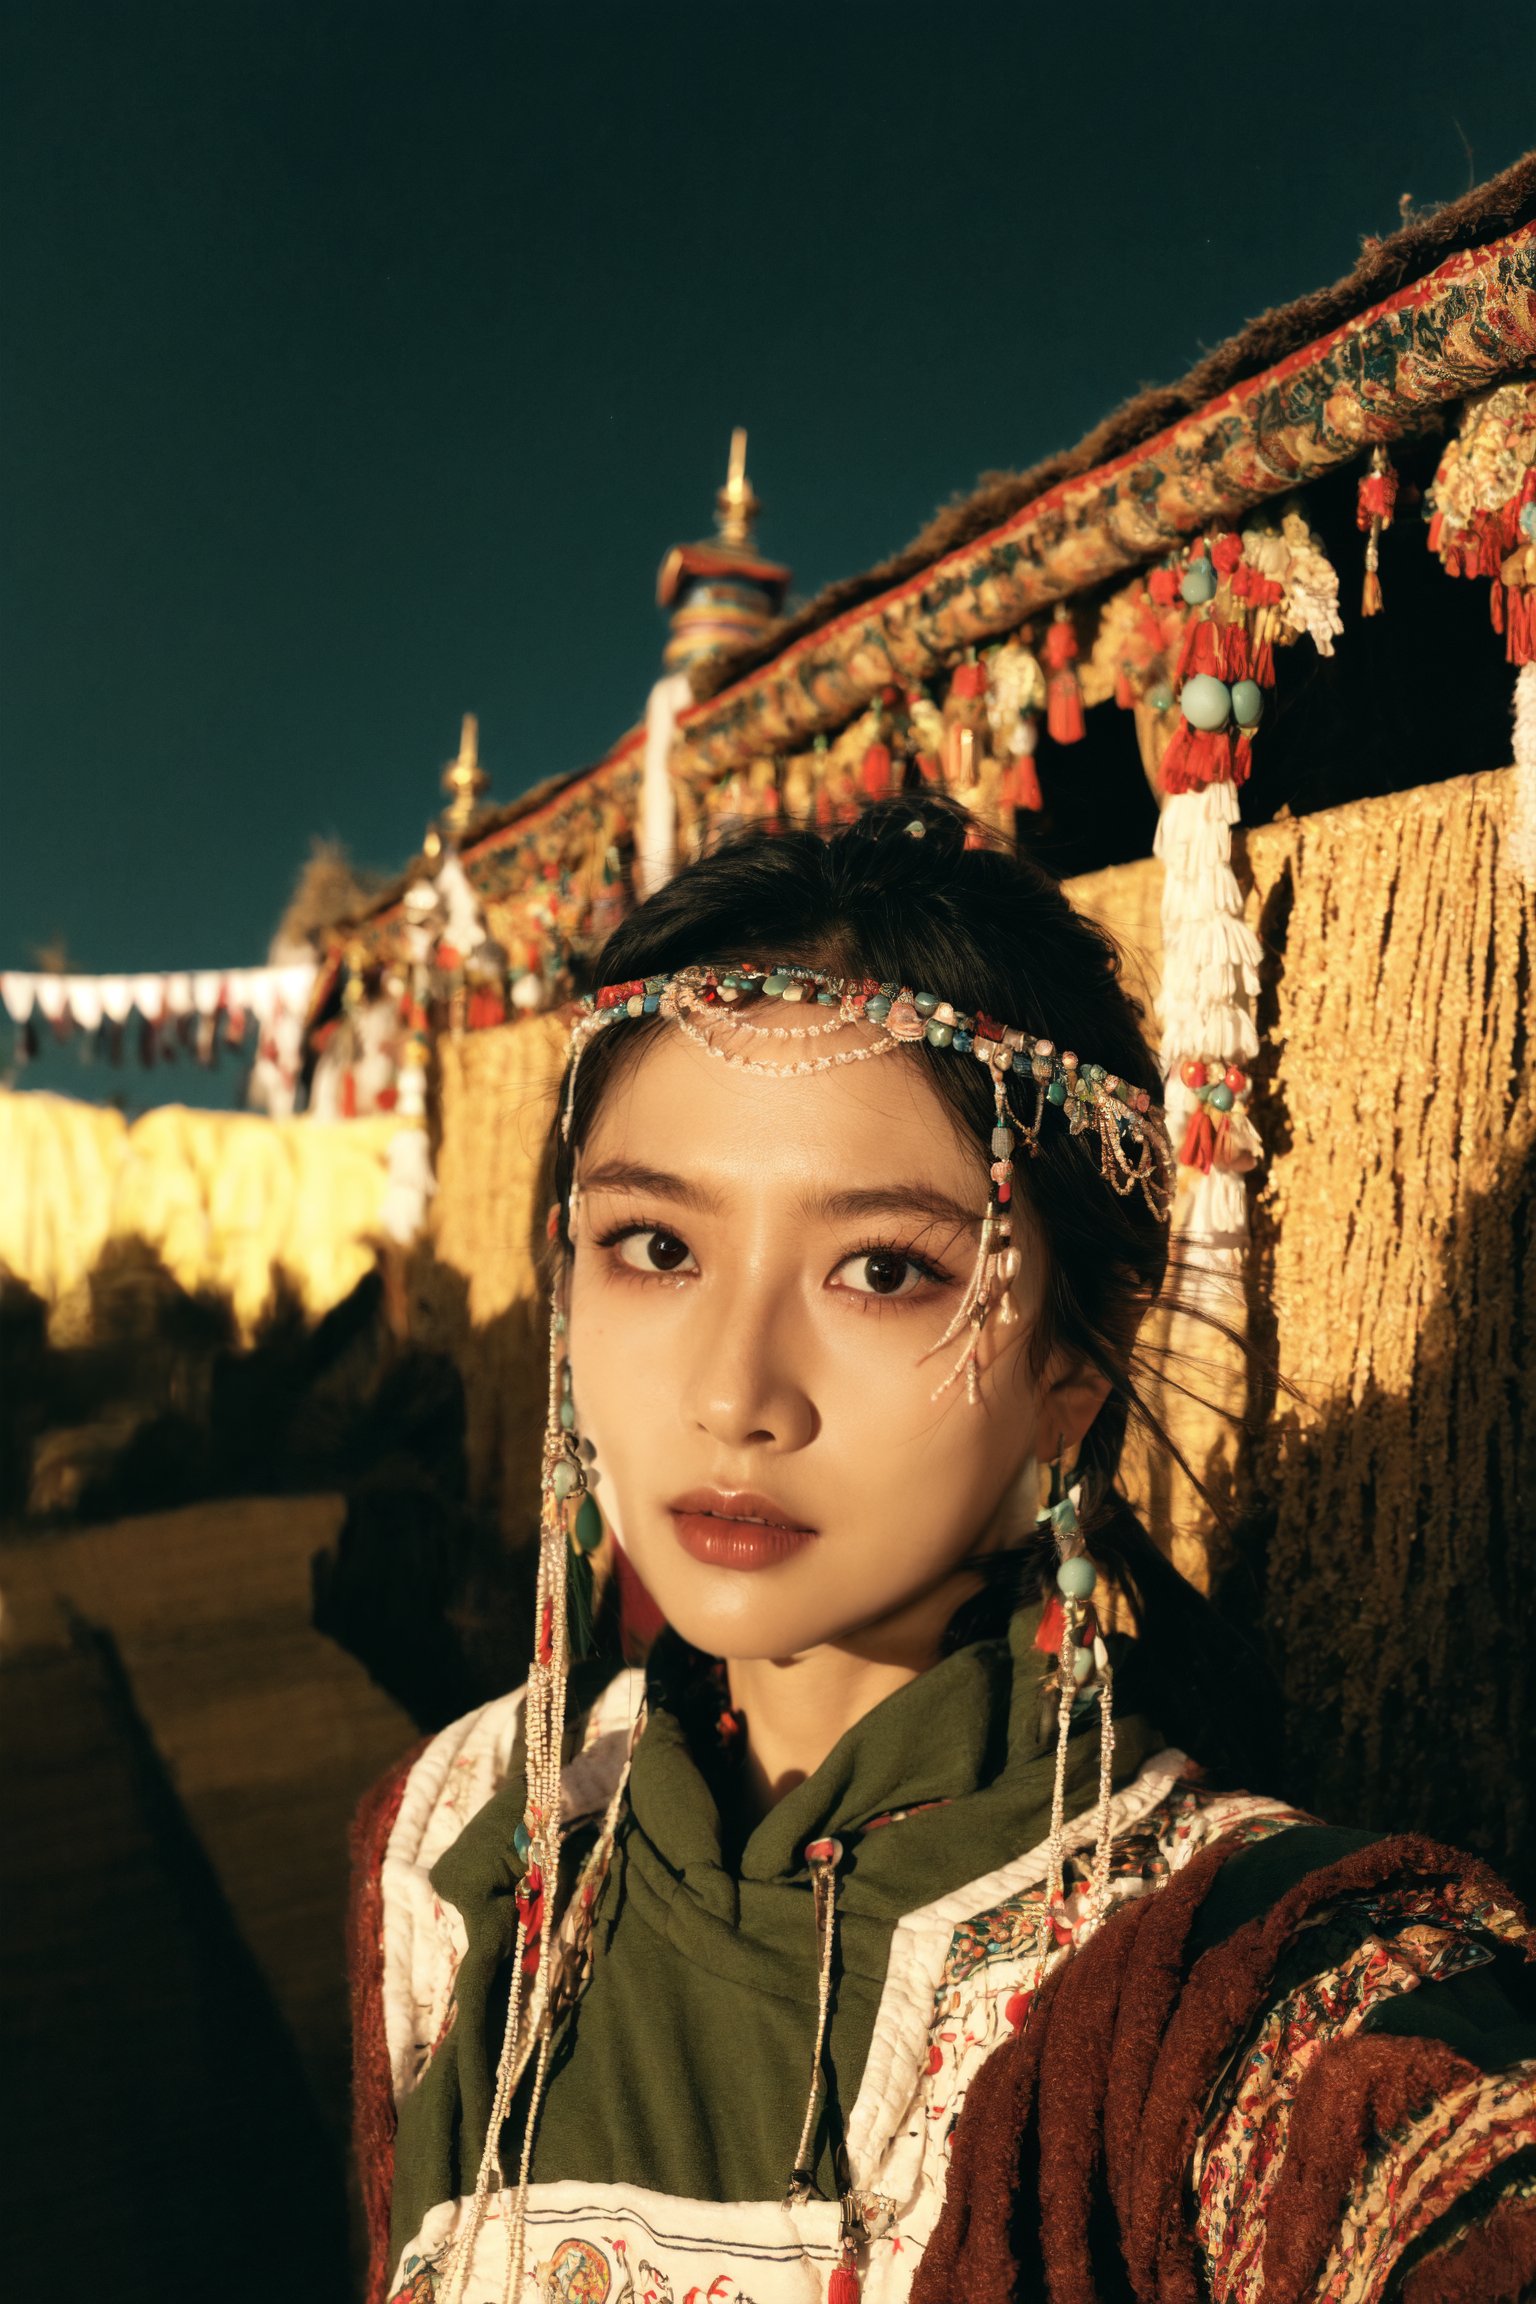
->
<box><xmin>565</xmin><ymin>1263</ymin><xmax>675</xmax><ymax>1532</ymax></box>
<box><xmin>838</xmin><ymin>1394</ymin><xmax>1021</xmax><ymax>1556</ymax></box>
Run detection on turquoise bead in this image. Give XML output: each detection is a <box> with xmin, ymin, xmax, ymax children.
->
<box><xmin>953</xmin><ymin>1029</ymin><xmax>972</xmax><ymax>1052</ymax></box>
<box><xmin>1087</xmin><ymin>1063</ymin><xmax>1106</xmax><ymax>1084</ymax></box>
<box><xmin>1208</xmin><ymin>1082</ymin><xmax>1235</xmax><ymax>1112</ymax></box>
<box><xmin>513</xmin><ymin>1823</ymin><xmax>531</xmax><ymax>1863</ymax></box>
<box><xmin>914</xmin><ymin>991</ymin><xmax>940</xmax><ymax>1016</ymax></box>
<box><xmin>1181</xmin><ymin>558</ymin><xmax>1217</xmax><ymax>605</ymax></box>
<box><xmin>1181</xmin><ymin>673</ymin><xmax>1232</xmax><ymax>730</ymax></box>
<box><xmin>552</xmin><ymin>1459</ymin><xmax>581</xmax><ymax>1500</ymax></box>
<box><xmin>1071</xmin><ymin>1646</ymin><xmax>1095</xmax><ymax>1685</ymax></box>
<box><xmin>817</xmin><ymin>990</ymin><xmax>838</xmax><ymax>1005</ymax></box>
<box><xmin>1056</xmin><ymin>1553</ymin><xmax>1097</xmax><ymax>1599</ymax></box>
<box><xmin>573</xmin><ymin>1494</ymin><xmax>604</xmax><ymax>1554</ymax></box>
<box><xmin>925</xmin><ymin>1021</ymin><xmax>954</xmax><ymax>1047</ymax></box>
<box><xmin>1521</xmin><ymin>501</ymin><xmax>1536</xmax><ymax>540</ymax></box>
<box><xmin>1231</xmin><ymin>679</ymin><xmax>1264</xmax><ymax>729</ymax></box>
<box><xmin>642</xmin><ymin>993</ymin><xmax>659</xmax><ymax>1012</ymax></box>
<box><xmin>763</xmin><ymin>973</ymin><xmax>790</xmax><ymax>997</ymax></box>
<box><xmin>1046</xmin><ymin>1079</ymin><xmax>1067</xmax><ymax>1105</ymax></box>
<box><xmin>866</xmin><ymin>994</ymin><xmax>891</xmax><ymax>1022</ymax></box>
<box><xmin>559</xmin><ymin>1397</ymin><xmax>576</xmax><ymax>1431</ymax></box>
<box><xmin>1148</xmin><ymin>681</ymin><xmax>1174</xmax><ymax>713</ymax></box>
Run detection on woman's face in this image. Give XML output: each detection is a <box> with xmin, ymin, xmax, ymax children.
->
<box><xmin>566</xmin><ymin>1016</ymin><xmax>1097</xmax><ymax>1663</ymax></box>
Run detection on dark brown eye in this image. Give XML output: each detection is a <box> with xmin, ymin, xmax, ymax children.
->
<box><xmin>613</xmin><ymin>1225</ymin><xmax>697</xmax><ymax>1276</ymax></box>
<box><xmin>646</xmin><ymin>1229</ymin><xmax>691</xmax><ymax>1272</ymax></box>
<box><xmin>861</xmin><ymin>1251</ymin><xmax>913</xmax><ymax>1297</ymax></box>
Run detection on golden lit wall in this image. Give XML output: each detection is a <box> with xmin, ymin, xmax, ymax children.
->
<box><xmin>0</xmin><ymin>1092</ymin><xmax>400</xmax><ymax>1337</ymax></box>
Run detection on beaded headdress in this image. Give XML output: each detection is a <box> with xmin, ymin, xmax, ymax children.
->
<box><xmin>440</xmin><ymin>955</ymin><xmax>1172</xmax><ymax>2302</ymax></box>
<box><xmin>563</xmin><ymin>960</ymin><xmax>1173</xmax><ymax>1405</ymax></box>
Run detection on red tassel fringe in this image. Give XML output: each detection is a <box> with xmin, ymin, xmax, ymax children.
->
<box><xmin>1161</xmin><ymin>724</ymin><xmax>1236</xmax><ymax>795</ymax></box>
<box><xmin>860</xmin><ymin>741</ymin><xmax>893</xmax><ymax>798</ymax></box>
<box><xmin>1010</xmin><ymin>750</ymin><xmax>1044</xmax><ymax>812</ymax></box>
<box><xmin>1043</xmin><ymin>614</ymin><xmax>1085</xmax><ymax>745</ymax></box>
<box><xmin>1505</xmin><ymin>585</ymin><xmax>1536</xmax><ymax>665</ymax></box>
<box><xmin>1179</xmin><ymin>1105</ymin><xmax>1216</xmax><ymax>1172</ymax></box>
<box><xmin>1047</xmin><ymin>678</ymin><xmax>1085</xmax><ymax>745</ymax></box>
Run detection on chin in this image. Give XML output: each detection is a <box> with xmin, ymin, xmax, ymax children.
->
<box><xmin>625</xmin><ymin>1549</ymin><xmax>848</xmax><ymax>1662</ymax></box>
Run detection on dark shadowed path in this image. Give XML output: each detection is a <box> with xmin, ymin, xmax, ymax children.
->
<box><xmin>0</xmin><ymin>1496</ymin><xmax>413</xmax><ymax>2301</ymax></box>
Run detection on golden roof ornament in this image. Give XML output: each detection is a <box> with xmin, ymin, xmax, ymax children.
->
<box><xmin>657</xmin><ymin>429</ymin><xmax>790</xmax><ymax>673</ymax></box>
<box><xmin>714</xmin><ymin>426</ymin><xmax>761</xmax><ymax>548</ymax></box>
<box><xmin>440</xmin><ymin>713</ymin><xmax>488</xmax><ymax>848</ymax></box>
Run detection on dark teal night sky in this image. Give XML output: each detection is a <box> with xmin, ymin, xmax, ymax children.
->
<box><xmin>2</xmin><ymin>2</ymin><xmax>1532</xmax><ymax>1105</ymax></box>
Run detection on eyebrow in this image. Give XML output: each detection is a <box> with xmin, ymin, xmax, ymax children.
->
<box><xmin>577</xmin><ymin>1160</ymin><xmax>981</xmax><ymax>1234</ymax></box>
<box><xmin>815</xmin><ymin>1184</ymin><xmax>981</xmax><ymax>1233</ymax></box>
<box><xmin>579</xmin><ymin>1158</ymin><xmax>725</xmax><ymax>1213</ymax></box>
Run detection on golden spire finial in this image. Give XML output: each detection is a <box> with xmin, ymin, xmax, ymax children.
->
<box><xmin>714</xmin><ymin>426</ymin><xmax>760</xmax><ymax>549</ymax></box>
<box><xmin>440</xmin><ymin>712</ymin><xmax>488</xmax><ymax>845</ymax></box>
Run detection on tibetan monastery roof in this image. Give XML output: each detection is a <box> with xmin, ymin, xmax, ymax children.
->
<box><xmin>689</xmin><ymin>148</ymin><xmax>1536</xmax><ymax>701</ymax></box>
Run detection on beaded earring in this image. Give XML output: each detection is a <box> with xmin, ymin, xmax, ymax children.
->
<box><xmin>1039</xmin><ymin>1454</ymin><xmax>1116</xmax><ymax>1932</ymax></box>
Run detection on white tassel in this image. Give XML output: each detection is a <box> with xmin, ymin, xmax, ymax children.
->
<box><xmin>1162</xmin><ymin>1077</ymin><xmax>1198</xmax><ymax>1140</ymax></box>
<box><xmin>1511</xmin><ymin>660</ymin><xmax>1536</xmax><ymax>890</ymax></box>
<box><xmin>1186</xmin><ymin>1161</ymin><xmax>1249</xmax><ymax>1250</ymax></box>
<box><xmin>1160</xmin><ymin>1002</ymin><xmax>1260</xmax><ymax>1064</ymax></box>
<box><xmin>1187</xmin><ymin>915</ymin><xmax>1263</xmax><ymax>1000</ymax></box>
<box><xmin>636</xmin><ymin>671</ymin><xmax>692</xmax><ymax>898</ymax></box>
<box><xmin>380</xmin><ymin>1126</ymin><xmax>436</xmax><ymax>1246</ymax></box>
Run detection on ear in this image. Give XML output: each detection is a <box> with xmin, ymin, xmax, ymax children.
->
<box><xmin>1028</xmin><ymin>1352</ymin><xmax>1113</xmax><ymax>1464</ymax></box>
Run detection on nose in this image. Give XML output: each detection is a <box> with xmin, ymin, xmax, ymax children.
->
<box><xmin>681</xmin><ymin>1269</ymin><xmax>818</xmax><ymax>1454</ymax></box>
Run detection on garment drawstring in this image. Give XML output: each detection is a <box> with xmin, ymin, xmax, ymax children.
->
<box><xmin>785</xmin><ymin>1835</ymin><xmax>867</xmax><ymax>2300</ymax></box>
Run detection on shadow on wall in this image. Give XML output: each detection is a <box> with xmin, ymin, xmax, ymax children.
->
<box><xmin>1225</xmin><ymin>1140</ymin><xmax>1536</xmax><ymax>1903</ymax></box>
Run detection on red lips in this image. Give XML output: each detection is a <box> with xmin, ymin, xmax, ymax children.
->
<box><xmin>666</xmin><ymin>1486</ymin><xmax>816</xmax><ymax>1532</ymax></box>
<box><xmin>667</xmin><ymin>1486</ymin><xmax>819</xmax><ymax>1571</ymax></box>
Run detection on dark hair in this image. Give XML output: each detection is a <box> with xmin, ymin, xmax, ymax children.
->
<box><xmin>546</xmin><ymin>794</ymin><xmax>1280</xmax><ymax>1785</ymax></box>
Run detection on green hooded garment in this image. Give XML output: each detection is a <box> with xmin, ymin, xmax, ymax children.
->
<box><xmin>389</xmin><ymin>1603</ymin><xmax>1161</xmax><ymax>2266</ymax></box>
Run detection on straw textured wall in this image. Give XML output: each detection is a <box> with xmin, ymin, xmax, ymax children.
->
<box><xmin>421</xmin><ymin>1014</ymin><xmax>568</xmax><ymax>1540</ymax></box>
<box><xmin>1071</xmin><ymin>767</ymin><xmax>1534</xmax><ymax>1871</ymax></box>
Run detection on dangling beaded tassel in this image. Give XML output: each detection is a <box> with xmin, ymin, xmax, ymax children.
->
<box><xmin>443</xmin><ymin>1246</ymin><xmax>585</xmax><ymax>2304</ymax></box>
<box><xmin>784</xmin><ymin>1836</ymin><xmax>868</xmax><ymax>2303</ymax></box>
<box><xmin>828</xmin><ymin>2191</ymin><xmax>868</xmax><ymax>2304</ymax></box>
<box><xmin>785</xmin><ymin>1835</ymin><xmax>844</xmax><ymax>2201</ymax></box>
<box><xmin>1356</xmin><ymin>444</ymin><xmax>1398</xmax><ymax>617</ymax></box>
<box><xmin>923</xmin><ymin>1067</ymin><xmax>1021</xmax><ymax>1404</ymax></box>
<box><xmin>1040</xmin><ymin>1477</ymin><xmax>1116</xmax><ymax>1928</ymax></box>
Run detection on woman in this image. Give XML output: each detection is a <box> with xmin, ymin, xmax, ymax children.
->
<box><xmin>351</xmin><ymin>798</ymin><xmax>1536</xmax><ymax>2304</ymax></box>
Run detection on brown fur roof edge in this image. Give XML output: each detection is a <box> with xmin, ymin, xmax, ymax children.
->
<box><xmin>690</xmin><ymin>148</ymin><xmax>1536</xmax><ymax>701</ymax></box>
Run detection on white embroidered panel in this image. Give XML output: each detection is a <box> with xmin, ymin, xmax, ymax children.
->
<box><xmin>380</xmin><ymin>1670</ymin><xmax>646</xmax><ymax>2108</ymax></box>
